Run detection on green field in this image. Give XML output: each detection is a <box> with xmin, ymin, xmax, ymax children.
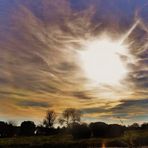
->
<box><xmin>0</xmin><ymin>130</ymin><xmax>148</xmax><ymax>147</ymax></box>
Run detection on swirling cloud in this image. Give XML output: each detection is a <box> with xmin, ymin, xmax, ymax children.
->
<box><xmin>0</xmin><ymin>0</ymin><xmax>147</xmax><ymax>124</ymax></box>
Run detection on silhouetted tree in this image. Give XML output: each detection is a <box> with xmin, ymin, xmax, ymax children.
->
<box><xmin>141</xmin><ymin>123</ymin><xmax>148</xmax><ymax>130</ymax></box>
<box><xmin>108</xmin><ymin>124</ymin><xmax>125</xmax><ymax>137</ymax></box>
<box><xmin>59</xmin><ymin>108</ymin><xmax>81</xmax><ymax>127</ymax></box>
<box><xmin>6</xmin><ymin>121</ymin><xmax>16</xmax><ymax>137</ymax></box>
<box><xmin>36</xmin><ymin>125</ymin><xmax>57</xmax><ymax>136</ymax></box>
<box><xmin>0</xmin><ymin>121</ymin><xmax>17</xmax><ymax>137</ymax></box>
<box><xmin>89</xmin><ymin>122</ymin><xmax>108</xmax><ymax>137</ymax></box>
<box><xmin>36</xmin><ymin>125</ymin><xmax>45</xmax><ymax>135</ymax></box>
<box><xmin>129</xmin><ymin>123</ymin><xmax>139</xmax><ymax>130</ymax></box>
<box><xmin>20</xmin><ymin>121</ymin><xmax>36</xmax><ymax>136</ymax></box>
<box><xmin>43</xmin><ymin>110</ymin><xmax>56</xmax><ymax>128</ymax></box>
<box><xmin>0</xmin><ymin>121</ymin><xmax>7</xmax><ymax>137</ymax></box>
<box><xmin>70</xmin><ymin>123</ymin><xmax>91</xmax><ymax>139</ymax></box>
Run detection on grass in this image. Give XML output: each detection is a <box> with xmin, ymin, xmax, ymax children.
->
<box><xmin>0</xmin><ymin>130</ymin><xmax>148</xmax><ymax>147</ymax></box>
<box><xmin>0</xmin><ymin>134</ymin><xmax>72</xmax><ymax>146</ymax></box>
<box><xmin>122</xmin><ymin>130</ymin><xmax>148</xmax><ymax>147</ymax></box>
<box><xmin>0</xmin><ymin>135</ymin><xmax>120</xmax><ymax>147</ymax></box>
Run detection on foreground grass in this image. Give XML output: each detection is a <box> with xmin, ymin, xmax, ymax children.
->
<box><xmin>0</xmin><ymin>135</ymin><xmax>123</xmax><ymax>148</ymax></box>
<box><xmin>122</xmin><ymin>130</ymin><xmax>148</xmax><ymax>147</ymax></box>
<box><xmin>0</xmin><ymin>130</ymin><xmax>148</xmax><ymax>147</ymax></box>
<box><xmin>0</xmin><ymin>134</ymin><xmax>73</xmax><ymax>146</ymax></box>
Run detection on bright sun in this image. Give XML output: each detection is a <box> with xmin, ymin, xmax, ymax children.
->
<box><xmin>79</xmin><ymin>36</ymin><xmax>128</xmax><ymax>85</ymax></box>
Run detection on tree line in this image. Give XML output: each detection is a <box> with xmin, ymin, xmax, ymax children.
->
<box><xmin>0</xmin><ymin>108</ymin><xmax>148</xmax><ymax>139</ymax></box>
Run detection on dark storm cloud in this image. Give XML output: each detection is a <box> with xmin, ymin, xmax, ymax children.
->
<box><xmin>0</xmin><ymin>91</ymin><xmax>26</xmax><ymax>97</ymax></box>
<box><xmin>72</xmin><ymin>91</ymin><xmax>92</xmax><ymax>100</ymax></box>
<box><xmin>112</xmin><ymin>99</ymin><xmax>148</xmax><ymax>111</ymax></box>
<box><xmin>127</xmin><ymin>71</ymin><xmax>148</xmax><ymax>88</ymax></box>
<box><xmin>0</xmin><ymin>0</ymin><xmax>148</xmax><ymax>122</ymax></box>
<box><xmin>80</xmin><ymin>99</ymin><xmax>148</xmax><ymax>122</ymax></box>
<box><xmin>57</xmin><ymin>62</ymin><xmax>78</xmax><ymax>72</ymax></box>
<box><xmin>109</xmin><ymin>99</ymin><xmax>148</xmax><ymax>120</ymax></box>
<box><xmin>138</xmin><ymin>48</ymin><xmax>148</xmax><ymax>59</ymax></box>
<box><xmin>18</xmin><ymin>100</ymin><xmax>49</xmax><ymax>108</ymax></box>
<box><xmin>81</xmin><ymin>107</ymin><xmax>107</xmax><ymax>114</ymax></box>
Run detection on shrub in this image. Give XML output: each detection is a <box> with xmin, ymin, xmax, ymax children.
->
<box><xmin>108</xmin><ymin>124</ymin><xmax>125</xmax><ymax>137</ymax></box>
<box><xmin>70</xmin><ymin>123</ymin><xmax>91</xmax><ymax>139</ymax></box>
<box><xmin>89</xmin><ymin>122</ymin><xmax>109</xmax><ymax>137</ymax></box>
<box><xmin>20</xmin><ymin>121</ymin><xmax>36</xmax><ymax>136</ymax></box>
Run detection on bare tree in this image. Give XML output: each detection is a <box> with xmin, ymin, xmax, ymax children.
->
<box><xmin>8</xmin><ymin>120</ymin><xmax>17</xmax><ymax>126</ymax></box>
<box><xmin>43</xmin><ymin>110</ymin><xmax>56</xmax><ymax>128</ymax></box>
<box><xmin>59</xmin><ymin>108</ymin><xmax>81</xmax><ymax>127</ymax></box>
<box><xmin>20</xmin><ymin>121</ymin><xmax>36</xmax><ymax>136</ymax></box>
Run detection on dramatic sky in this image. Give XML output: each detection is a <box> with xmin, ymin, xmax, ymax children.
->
<box><xmin>0</xmin><ymin>0</ymin><xmax>148</xmax><ymax>125</ymax></box>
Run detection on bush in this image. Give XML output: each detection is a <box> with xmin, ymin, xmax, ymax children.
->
<box><xmin>134</xmin><ymin>136</ymin><xmax>148</xmax><ymax>146</ymax></box>
<box><xmin>20</xmin><ymin>121</ymin><xmax>36</xmax><ymax>136</ymax></box>
<box><xmin>0</xmin><ymin>122</ymin><xmax>7</xmax><ymax>137</ymax></box>
<box><xmin>70</xmin><ymin>123</ymin><xmax>91</xmax><ymax>139</ymax></box>
<box><xmin>89</xmin><ymin>122</ymin><xmax>109</xmax><ymax>138</ymax></box>
<box><xmin>141</xmin><ymin>123</ymin><xmax>148</xmax><ymax>130</ymax></box>
<box><xmin>106</xmin><ymin>140</ymin><xmax>128</xmax><ymax>147</ymax></box>
<box><xmin>108</xmin><ymin>124</ymin><xmax>125</xmax><ymax>137</ymax></box>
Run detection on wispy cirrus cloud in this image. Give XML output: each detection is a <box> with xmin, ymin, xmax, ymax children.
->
<box><xmin>0</xmin><ymin>0</ymin><xmax>147</xmax><ymax>123</ymax></box>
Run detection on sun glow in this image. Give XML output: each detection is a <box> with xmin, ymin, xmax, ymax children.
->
<box><xmin>79</xmin><ymin>36</ymin><xmax>128</xmax><ymax>85</ymax></box>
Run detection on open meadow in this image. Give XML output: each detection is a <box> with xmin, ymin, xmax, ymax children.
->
<box><xmin>0</xmin><ymin>130</ymin><xmax>148</xmax><ymax>148</ymax></box>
